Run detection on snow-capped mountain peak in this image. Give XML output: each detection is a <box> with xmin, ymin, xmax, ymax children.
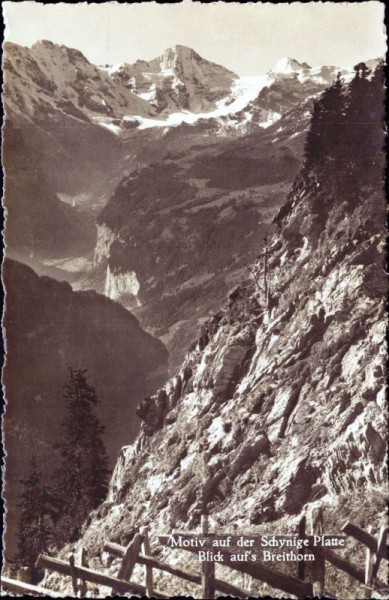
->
<box><xmin>271</xmin><ymin>57</ymin><xmax>310</xmax><ymax>74</ymax></box>
<box><xmin>266</xmin><ymin>56</ymin><xmax>352</xmax><ymax>87</ymax></box>
<box><xmin>158</xmin><ymin>45</ymin><xmax>201</xmax><ymax>72</ymax></box>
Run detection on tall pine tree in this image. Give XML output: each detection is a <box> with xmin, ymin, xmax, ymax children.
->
<box><xmin>54</xmin><ymin>368</ymin><xmax>109</xmax><ymax>543</ymax></box>
<box><xmin>304</xmin><ymin>72</ymin><xmax>345</xmax><ymax>169</ymax></box>
<box><xmin>361</xmin><ymin>61</ymin><xmax>385</xmax><ymax>178</ymax></box>
<box><xmin>343</xmin><ymin>62</ymin><xmax>373</xmax><ymax>181</ymax></box>
<box><xmin>304</xmin><ymin>62</ymin><xmax>384</xmax><ymax>195</ymax></box>
<box><xmin>16</xmin><ymin>456</ymin><xmax>58</xmax><ymax>578</ymax></box>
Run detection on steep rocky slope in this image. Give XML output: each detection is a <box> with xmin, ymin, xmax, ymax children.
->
<box><xmin>88</xmin><ymin>60</ymin><xmax>383</xmax><ymax>376</ymax></box>
<box><xmin>2</xmin><ymin>259</ymin><xmax>168</xmax><ymax>559</ymax></box>
<box><xmin>47</xmin><ymin>140</ymin><xmax>387</xmax><ymax>597</ymax></box>
<box><xmin>3</xmin><ymin>40</ymin><xmax>153</xmax><ymax>122</ymax></box>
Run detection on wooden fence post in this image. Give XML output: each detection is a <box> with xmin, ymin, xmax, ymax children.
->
<box><xmin>111</xmin><ymin>532</ymin><xmax>143</xmax><ymax>595</ymax></box>
<box><xmin>2</xmin><ymin>576</ymin><xmax>57</xmax><ymax>596</ymax></box>
<box><xmin>309</xmin><ymin>505</ymin><xmax>325</xmax><ymax>597</ymax></box>
<box><xmin>68</xmin><ymin>547</ymin><xmax>88</xmax><ymax>597</ymax></box>
<box><xmin>297</xmin><ymin>515</ymin><xmax>306</xmax><ymax>583</ymax></box>
<box><xmin>365</xmin><ymin>525</ymin><xmax>376</xmax><ymax>588</ymax></box>
<box><xmin>140</xmin><ymin>526</ymin><xmax>154</xmax><ymax>597</ymax></box>
<box><xmin>105</xmin><ymin>540</ymin><xmax>252</xmax><ymax>598</ymax></box>
<box><xmin>79</xmin><ymin>547</ymin><xmax>88</xmax><ymax>597</ymax></box>
<box><xmin>371</xmin><ymin>526</ymin><xmax>388</xmax><ymax>580</ymax></box>
<box><xmin>68</xmin><ymin>551</ymin><xmax>78</xmax><ymax>596</ymax></box>
<box><xmin>201</xmin><ymin>513</ymin><xmax>215</xmax><ymax>599</ymax></box>
<box><xmin>17</xmin><ymin>567</ymin><xmax>31</xmax><ymax>584</ymax></box>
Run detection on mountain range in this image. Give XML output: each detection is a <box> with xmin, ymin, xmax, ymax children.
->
<box><xmin>5</xmin><ymin>41</ymin><xmax>379</xmax><ymax>369</ymax></box>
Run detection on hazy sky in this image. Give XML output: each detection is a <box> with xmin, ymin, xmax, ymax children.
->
<box><xmin>3</xmin><ymin>1</ymin><xmax>387</xmax><ymax>75</ymax></box>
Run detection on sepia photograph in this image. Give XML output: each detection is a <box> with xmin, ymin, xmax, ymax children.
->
<box><xmin>1</xmin><ymin>1</ymin><xmax>387</xmax><ymax>597</ymax></box>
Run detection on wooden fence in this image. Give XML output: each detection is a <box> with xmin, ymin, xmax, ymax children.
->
<box><xmin>1</xmin><ymin>506</ymin><xmax>388</xmax><ymax>598</ymax></box>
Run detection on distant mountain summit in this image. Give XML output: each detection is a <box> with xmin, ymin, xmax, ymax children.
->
<box><xmin>267</xmin><ymin>56</ymin><xmax>349</xmax><ymax>86</ymax></box>
<box><xmin>227</xmin><ymin>57</ymin><xmax>356</xmax><ymax>132</ymax></box>
<box><xmin>270</xmin><ymin>56</ymin><xmax>311</xmax><ymax>74</ymax></box>
<box><xmin>103</xmin><ymin>44</ymin><xmax>237</xmax><ymax>114</ymax></box>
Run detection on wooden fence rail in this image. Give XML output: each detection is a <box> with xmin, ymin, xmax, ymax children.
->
<box><xmin>341</xmin><ymin>521</ymin><xmax>388</xmax><ymax>594</ymax></box>
<box><xmin>342</xmin><ymin>521</ymin><xmax>388</xmax><ymax>553</ymax></box>
<box><xmin>30</xmin><ymin>508</ymin><xmax>389</xmax><ymax>599</ymax></box>
<box><xmin>158</xmin><ymin>534</ymin><xmax>313</xmax><ymax>598</ymax></box>
<box><xmin>103</xmin><ymin>541</ymin><xmax>251</xmax><ymax>597</ymax></box>
<box><xmin>35</xmin><ymin>554</ymin><xmax>169</xmax><ymax>599</ymax></box>
<box><xmin>1</xmin><ymin>576</ymin><xmax>57</xmax><ymax>597</ymax></box>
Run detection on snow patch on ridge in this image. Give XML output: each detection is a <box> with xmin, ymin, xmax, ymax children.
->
<box><xmin>93</xmin><ymin>117</ymin><xmax>122</xmax><ymax>136</ymax></box>
<box><xmin>99</xmin><ymin>63</ymin><xmax>125</xmax><ymax>77</ymax></box>
<box><xmin>93</xmin><ymin>57</ymin><xmax>358</xmax><ymax>135</ymax></box>
<box><xmin>127</xmin><ymin>75</ymin><xmax>270</xmax><ymax>129</ymax></box>
<box><xmin>261</xmin><ymin>111</ymin><xmax>282</xmax><ymax>129</ymax></box>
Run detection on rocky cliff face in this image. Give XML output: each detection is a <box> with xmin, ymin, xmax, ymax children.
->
<box><xmin>50</xmin><ymin>154</ymin><xmax>386</xmax><ymax>596</ymax></box>
<box><xmin>104</xmin><ymin>266</ymin><xmax>140</xmax><ymax>305</ymax></box>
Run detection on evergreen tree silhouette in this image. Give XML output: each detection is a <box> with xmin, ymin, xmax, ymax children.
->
<box><xmin>54</xmin><ymin>368</ymin><xmax>109</xmax><ymax>543</ymax></box>
<box><xmin>304</xmin><ymin>72</ymin><xmax>345</xmax><ymax>169</ymax></box>
<box><xmin>16</xmin><ymin>456</ymin><xmax>58</xmax><ymax>578</ymax></box>
<box><xmin>363</xmin><ymin>61</ymin><xmax>386</xmax><ymax>177</ymax></box>
<box><xmin>304</xmin><ymin>62</ymin><xmax>384</xmax><ymax>196</ymax></box>
<box><xmin>304</xmin><ymin>98</ymin><xmax>324</xmax><ymax>167</ymax></box>
<box><xmin>343</xmin><ymin>63</ymin><xmax>372</xmax><ymax>179</ymax></box>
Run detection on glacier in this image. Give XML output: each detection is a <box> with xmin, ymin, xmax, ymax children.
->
<box><xmin>126</xmin><ymin>75</ymin><xmax>270</xmax><ymax>129</ymax></box>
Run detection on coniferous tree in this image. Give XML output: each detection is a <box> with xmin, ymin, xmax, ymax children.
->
<box><xmin>54</xmin><ymin>368</ymin><xmax>109</xmax><ymax>543</ymax></box>
<box><xmin>304</xmin><ymin>62</ymin><xmax>384</xmax><ymax>195</ymax></box>
<box><xmin>363</xmin><ymin>61</ymin><xmax>385</xmax><ymax>177</ymax></box>
<box><xmin>16</xmin><ymin>457</ymin><xmax>57</xmax><ymax>576</ymax></box>
<box><xmin>304</xmin><ymin>72</ymin><xmax>345</xmax><ymax>169</ymax></box>
<box><xmin>343</xmin><ymin>63</ymin><xmax>372</xmax><ymax>178</ymax></box>
<box><xmin>322</xmin><ymin>72</ymin><xmax>346</xmax><ymax>162</ymax></box>
<box><xmin>304</xmin><ymin>98</ymin><xmax>324</xmax><ymax>167</ymax></box>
